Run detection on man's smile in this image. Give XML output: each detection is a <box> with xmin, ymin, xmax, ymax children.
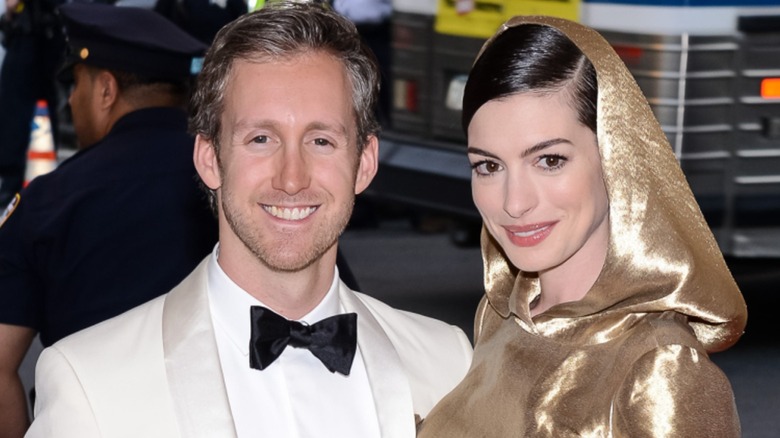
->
<box><xmin>262</xmin><ymin>205</ymin><xmax>318</xmax><ymax>221</ymax></box>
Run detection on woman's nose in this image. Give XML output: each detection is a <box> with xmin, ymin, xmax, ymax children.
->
<box><xmin>503</xmin><ymin>172</ymin><xmax>537</xmax><ymax>218</ymax></box>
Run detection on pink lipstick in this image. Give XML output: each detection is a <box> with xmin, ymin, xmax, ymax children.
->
<box><xmin>503</xmin><ymin>221</ymin><xmax>556</xmax><ymax>247</ymax></box>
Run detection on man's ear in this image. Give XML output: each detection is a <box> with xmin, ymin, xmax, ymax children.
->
<box><xmin>95</xmin><ymin>70</ymin><xmax>119</xmax><ymax>110</ymax></box>
<box><xmin>194</xmin><ymin>134</ymin><xmax>221</xmax><ymax>190</ymax></box>
<box><xmin>355</xmin><ymin>135</ymin><xmax>378</xmax><ymax>195</ymax></box>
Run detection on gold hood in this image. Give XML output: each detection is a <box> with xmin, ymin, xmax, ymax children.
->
<box><xmin>477</xmin><ymin>16</ymin><xmax>747</xmax><ymax>353</ymax></box>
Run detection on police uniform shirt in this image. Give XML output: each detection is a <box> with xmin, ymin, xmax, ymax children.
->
<box><xmin>0</xmin><ymin>107</ymin><xmax>217</xmax><ymax>346</ymax></box>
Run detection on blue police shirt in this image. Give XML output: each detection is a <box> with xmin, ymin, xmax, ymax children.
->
<box><xmin>0</xmin><ymin>107</ymin><xmax>218</xmax><ymax>347</ymax></box>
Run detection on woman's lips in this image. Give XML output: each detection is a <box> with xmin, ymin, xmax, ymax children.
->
<box><xmin>503</xmin><ymin>221</ymin><xmax>557</xmax><ymax>247</ymax></box>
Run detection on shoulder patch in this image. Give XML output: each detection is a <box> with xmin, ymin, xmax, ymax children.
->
<box><xmin>0</xmin><ymin>193</ymin><xmax>20</xmax><ymax>228</ymax></box>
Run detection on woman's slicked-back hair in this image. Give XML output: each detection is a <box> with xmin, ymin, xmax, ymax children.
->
<box><xmin>189</xmin><ymin>1</ymin><xmax>381</xmax><ymax>154</ymax></box>
<box><xmin>462</xmin><ymin>23</ymin><xmax>597</xmax><ymax>134</ymax></box>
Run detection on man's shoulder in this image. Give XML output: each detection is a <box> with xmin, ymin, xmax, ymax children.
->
<box><xmin>53</xmin><ymin>294</ymin><xmax>167</xmax><ymax>358</ymax></box>
<box><xmin>347</xmin><ymin>289</ymin><xmax>473</xmax><ymax>417</ymax></box>
<box><xmin>352</xmin><ymin>291</ymin><xmax>455</xmax><ymax>331</ymax></box>
<box><xmin>349</xmin><ymin>289</ymin><xmax>471</xmax><ymax>354</ymax></box>
<box><xmin>33</xmin><ymin>295</ymin><xmax>178</xmax><ymax>436</ymax></box>
<box><xmin>51</xmin><ymin>258</ymin><xmax>208</xmax><ymax>356</ymax></box>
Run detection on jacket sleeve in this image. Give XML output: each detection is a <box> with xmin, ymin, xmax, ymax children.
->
<box><xmin>612</xmin><ymin>344</ymin><xmax>740</xmax><ymax>437</ymax></box>
<box><xmin>26</xmin><ymin>346</ymin><xmax>100</xmax><ymax>437</ymax></box>
<box><xmin>0</xmin><ymin>194</ymin><xmax>43</xmax><ymax>332</ymax></box>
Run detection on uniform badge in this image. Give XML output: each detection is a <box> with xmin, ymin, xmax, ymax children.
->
<box><xmin>0</xmin><ymin>193</ymin><xmax>20</xmax><ymax>228</ymax></box>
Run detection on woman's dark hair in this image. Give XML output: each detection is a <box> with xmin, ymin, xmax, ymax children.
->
<box><xmin>462</xmin><ymin>24</ymin><xmax>597</xmax><ymax>133</ymax></box>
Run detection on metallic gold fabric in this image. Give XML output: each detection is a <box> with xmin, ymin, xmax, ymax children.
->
<box><xmin>418</xmin><ymin>16</ymin><xmax>745</xmax><ymax>437</ymax></box>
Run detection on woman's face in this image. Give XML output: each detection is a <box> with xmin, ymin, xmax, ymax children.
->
<box><xmin>467</xmin><ymin>92</ymin><xmax>609</xmax><ymax>278</ymax></box>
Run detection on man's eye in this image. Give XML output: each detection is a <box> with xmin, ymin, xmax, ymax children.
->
<box><xmin>314</xmin><ymin>138</ymin><xmax>333</xmax><ymax>147</ymax></box>
<box><xmin>251</xmin><ymin>135</ymin><xmax>268</xmax><ymax>144</ymax></box>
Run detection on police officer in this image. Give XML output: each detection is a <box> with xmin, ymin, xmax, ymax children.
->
<box><xmin>0</xmin><ymin>4</ymin><xmax>217</xmax><ymax>435</ymax></box>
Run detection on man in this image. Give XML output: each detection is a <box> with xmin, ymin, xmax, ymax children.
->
<box><xmin>27</xmin><ymin>3</ymin><xmax>472</xmax><ymax>437</ymax></box>
<box><xmin>0</xmin><ymin>4</ymin><xmax>219</xmax><ymax>436</ymax></box>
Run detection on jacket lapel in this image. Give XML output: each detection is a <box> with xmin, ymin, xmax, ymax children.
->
<box><xmin>162</xmin><ymin>258</ymin><xmax>237</xmax><ymax>437</ymax></box>
<box><xmin>339</xmin><ymin>283</ymin><xmax>416</xmax><ymax>438</ymax></box>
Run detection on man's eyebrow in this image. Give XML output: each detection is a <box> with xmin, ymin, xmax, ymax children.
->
<box><xmin>468</xmin><ymin>138</ymin><xmax>572</xmax><ymax>159</ymax></box>
<box><xmin>306</xmin><ymin>121</ymin><xmax>349</xmax><ymax>136</ymax></box>
<box><xmin>231</xmin><ymin>120</ymin><xmax>351</xmax><ymax>140</ymax></box>
<box><xmin>232</xmin><ymin>119</ymin><xmax>347</xmax><ymax>132</ymax></box>
<box><xmin>233</xmin><ymin>119</ymin><xmax>281</xmax><ymax>133</ymax></box>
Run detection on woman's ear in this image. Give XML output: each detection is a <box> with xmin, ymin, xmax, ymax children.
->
<box><xmin>194</xmin><ymin>134</ymin><xmax>221</xmax><ymax>191</ymax></box>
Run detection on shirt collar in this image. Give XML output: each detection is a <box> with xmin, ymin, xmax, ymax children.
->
<box><xmin>207</xmin><ymin>245</ymin><xmax>342</xmax><ymax>356</ymax></box>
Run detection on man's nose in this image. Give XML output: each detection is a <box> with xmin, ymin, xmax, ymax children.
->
<box><xmin>271</xmin><ymin>145</ymin><xmax>311</xmax><ymax>195</ymax></box>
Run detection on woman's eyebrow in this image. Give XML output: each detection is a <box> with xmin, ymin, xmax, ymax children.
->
<box><xmin>466</xmin><ymin>147</ymin><xmax>499</xmax><ymax>159</ymax></box>
<box><xmin>467</xmin><ymin>138</ymin><xmax>573</xmax><ymax>159</ymax></box>
<box><xmin>521</xmin><ymin>138</ymin><xmax>572</xmax><ymax>158</ymax></box>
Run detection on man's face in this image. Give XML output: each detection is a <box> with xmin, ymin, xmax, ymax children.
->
<box><xmin>195</xmin><ymin>52</ymin><xmax>378</xmax><ymax>273</ymax></box>
<box><xmin>68</xmin><ymin>64</ymin><xmax>104</xmax><ymax>148</ymax></box>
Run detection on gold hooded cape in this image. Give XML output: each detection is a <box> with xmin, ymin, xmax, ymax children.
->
<box><xmin>417</xmin><ymin>16</ymin><xmax>747</xmax><ymax>437</ymax></box>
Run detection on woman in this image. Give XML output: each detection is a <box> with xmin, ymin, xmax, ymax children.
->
<box><xmin>417</xmin><ymin>16</ymin><xmax>747</xmax><ymax>437</ymax></box>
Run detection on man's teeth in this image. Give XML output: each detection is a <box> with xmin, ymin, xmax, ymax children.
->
<box><xmin>264</xmin><ymin>205</ymin><xmax>316</xmax><ymax>221</ymax></box>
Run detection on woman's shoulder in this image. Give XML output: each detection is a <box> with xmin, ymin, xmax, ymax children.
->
<box><xmin>624</xmin><ymin>310</ymin><xmax>703</xmax><ymax>352</ymax></box>
<box><xmin>613</xmin><ymin>323</ymin><xmax>739</xmax><ymax>436</ymax></box>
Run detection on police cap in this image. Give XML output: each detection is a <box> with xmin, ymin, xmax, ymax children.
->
<box><xmin>59</xmin><ymin>2</ymin><xmax>207</xmax><ymax>80</ymax></box>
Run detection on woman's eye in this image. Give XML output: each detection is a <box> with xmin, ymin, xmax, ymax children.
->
<box><xmin>471</xmin><ymin>160</ymin><xmax>503</xmax><ymax>176</ymax></box>
<box><xmin>544</xmin><ymin>156</ymin><xmax>560</xmax><ymax>167</ymax></box>
<box><xmin>251</xmin><ymin>135</ymin><xmax>268</xmax><ymax>144</ymax></box>
<box><xmin>537</xmin><ymin>154</ymin><xmax>567</xmax><ymax>170</ymax></box>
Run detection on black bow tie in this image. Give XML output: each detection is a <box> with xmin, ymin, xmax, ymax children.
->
<box><xmin>249</xmin><ymin>306</ymin><xmax>358</xmax><ymax>375</ymax></box>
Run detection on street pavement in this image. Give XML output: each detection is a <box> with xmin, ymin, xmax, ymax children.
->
<box><xmin>340</xmin><ymin>217</ymin><xmax>780</xmax><ymax>438</ymax></box>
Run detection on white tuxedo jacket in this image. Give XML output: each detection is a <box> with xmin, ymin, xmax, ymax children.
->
<box><xmin>27</xmin><ymin>258</ymin><xmax>472</xmax><ymax>437</ymax></box>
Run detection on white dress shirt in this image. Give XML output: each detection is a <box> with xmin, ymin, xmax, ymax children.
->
<box><xmin>207</xmin><ymin>249</ymin><xmax>381</xmax><ymax>437</ymax></box>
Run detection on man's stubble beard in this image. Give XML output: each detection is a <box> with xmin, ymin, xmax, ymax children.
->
<box><xmin>221</xmin><ymin>187</ymin><xmax>354</xmax><ymax>273</ymax></box>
